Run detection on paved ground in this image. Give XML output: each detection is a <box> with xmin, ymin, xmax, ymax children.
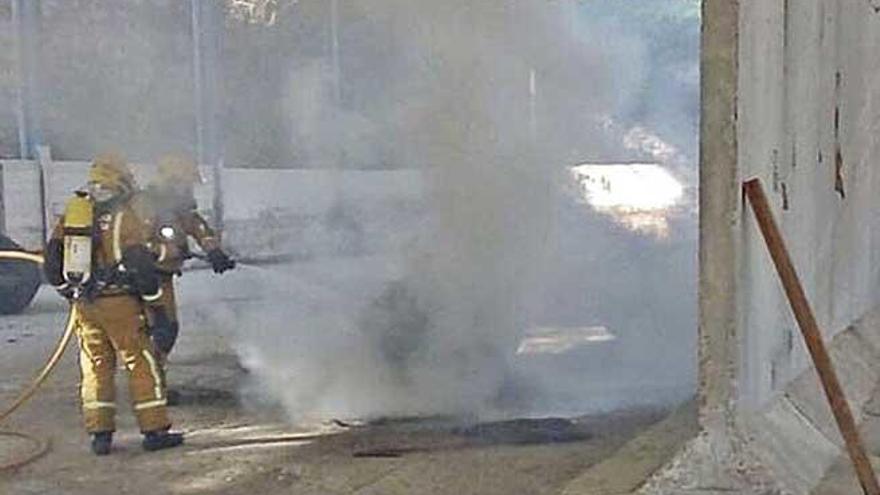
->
<box><xmin>0</xmin><ymin>267</ymin><xmax>695</xmax><ymax>495</ymax></box>
<box><xmin>812</xmin><ymin>385</ymin><xmax>880</xmax><ymax>494</ymax></box>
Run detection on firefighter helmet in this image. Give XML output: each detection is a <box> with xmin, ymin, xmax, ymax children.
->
<box><xmin>87</xmin><ymin>152</ymin><xmax>136</xmax><ymax>200</ymax></box>
<box><xmin>156</xmin><ymin>154</ymin><xmax>203</xmax><ymax>186</ymax></box>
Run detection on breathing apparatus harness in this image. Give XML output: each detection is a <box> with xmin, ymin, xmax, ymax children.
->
<box><xmin>59</xmin><ymin>190</ymin><xmax>157</xmax><ymax>301</ymax></box>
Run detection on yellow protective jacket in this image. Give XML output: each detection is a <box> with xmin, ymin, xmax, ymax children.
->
<box><xmin>133</xmin><ymin>186</ymin><xmax>220</xmax><ymax>275</ymax></box>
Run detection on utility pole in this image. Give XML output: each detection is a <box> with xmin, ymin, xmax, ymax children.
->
<box><xmin>12</xmin><ymin>0</ymin><xmax>44</xmax><ymax>242</ymax></box>
<box><xmin>191</xmin><ymin>0</ymin><xmax>204</xmax><ymax>169</ymax></box>
<box><xmin>0</xmin><ymin>160</ymin><xmax>5</xmax><ymax>235</ymax></box>
<box><xmin>330</xmin><ymin>0</ymin><xmax>341</xmax><ymax>105</ymax></box>
<box><xmin>328</xmin><ymin>0</ymin><xmax>345</xmax><ymax>212</ymax></box>
<box><xmin>330</xmin><ymin>0</ymin><xmax>343</xmax><ymax>172</ymax></box>
<box><xmin>12</xmin><ymin>0</ymin><xmax>42</xmax><ymax>160</ymax></box>
<box><xmin>191</xmin><ymin>0</ymin><xmax>225</xmax><ymax>232</ymax></box>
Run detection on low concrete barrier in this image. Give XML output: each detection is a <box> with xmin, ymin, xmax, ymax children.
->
<box><xmin>1</xmin><ymin>160</ymin><xmax>425</xmax><ymax>260</ymax></box>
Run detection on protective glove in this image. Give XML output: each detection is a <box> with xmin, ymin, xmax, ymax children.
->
<box><xmin>206</xmin><ymin>249</ymin><xmax>236</xmax><ymax>274</ymax></box>
<box><xmin>149</xmin><ymin>309</ymin><xmax>179</xmax><ymax>355</ymax></box>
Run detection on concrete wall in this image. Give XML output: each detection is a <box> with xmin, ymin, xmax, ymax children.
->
<box><xmin>737</xmin><ymin>0</ymin><xmax>880</xmax><ymax>411</ymax></box>
<box><xmin>642</xmin><ymin>1</ymin><xmax>880</xmax><ymax>493</ymax></box>
<box><xmin>0</xmin><ymin>159</ymin><xmax>424</xmax><ymax>258</ymax></box>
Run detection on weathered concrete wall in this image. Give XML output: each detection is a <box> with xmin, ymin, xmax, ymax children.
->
<box><xmin>0</xmin><ymin>159</ymin><xmax>424</xmax><ymax>258</ymax></box>
<box><xmin>737</xmin><ymin>0</ymin><xmax>880</xmax><ymax>411</ymax></box>
<box><xmin>641</xmin><ymin>1</ymin><xmax>880</xmax><ymax>493</ymax></box>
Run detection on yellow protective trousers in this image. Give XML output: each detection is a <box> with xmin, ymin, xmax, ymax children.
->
<box><xmin>75</xmin><ymin>295</ymin><xmax>171</xmax><ymax>434</ymax></box>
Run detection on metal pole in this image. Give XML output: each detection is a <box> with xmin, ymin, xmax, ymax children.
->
<box><xmin>330</xmin><ymin>0</ymin><xmax>341</xmax><ymax>105</ymax></box>
<box><xmin>329</xmin><ymin>0</ymin><xmax>343</xmax><ymax>172</ymax></box>
<box><xmin>212</xmin><ymin>157</ymin><xmax>224</xmax><ymax>234</ymax></box>
<box><xmin>207</xmin><ymin>1</ymin><xmax>224</xmax><ymax>234</ymax></box>
<box><xmin>35</xmin><ymin>146</ymin><xmax>51</xmax><ymax>247</ymax></box>
<box><xmin>13</xmin><ymin>0</ymin><xmax>44</xmax><ymax>243</ymax></box>
<box><xmin>12</xmin><ymin>0</ymin><xmax>42</xmax><ymax>160</ymax></box>
<box><xmin>0</xmin><ymin>161</ymin><xmax>5</xmax><ymax>235</ymax></box>
<box><xmin>191</xmin><ymin>0</ymin><xmax>205</xmax><ymax>168</ymax></box>
<box><xmin>191</xmin><ymin>0</ymin><xmax>224</xmax><ymax>233</ymax></box>
<box><xmin>744</xmin><ymin>178</ymin><xmax>880</xmax><ymax>495</ymax></box>
<box><xmin>12</xmin><ymin>0</ymin><xmax>27</xmax><ymax>161</ymax></box>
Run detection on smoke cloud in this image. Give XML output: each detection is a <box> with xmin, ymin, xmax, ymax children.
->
<box><xmin>210</xmin><ymin>0</ymin><xmax>698</xmax><ymax>422</ymax></box>
<box><xmin>0</xmin><ymin>0</ymin><xmax>697</xmax><ymax>420</ymax></box>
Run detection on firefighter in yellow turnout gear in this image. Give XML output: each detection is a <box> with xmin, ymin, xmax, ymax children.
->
<box><xmin>135</xmin><ymin>155</ymin><xmax>235</xmax><ymax>379</ymax></box>
<box><xmin>43</xmin><ymin>153</ymin><xmax>184</xmax><ymax>455</ymax></box>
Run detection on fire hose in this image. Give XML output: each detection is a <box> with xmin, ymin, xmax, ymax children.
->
<box><xmin>0</xmin><ymin>250</ymin><xmax>45</xmax><ymax>266</ymax></box>
<box><xmin>0</xmin><ymin>250</ymin><xmax>77</xmax><ymax>471</ymax></box>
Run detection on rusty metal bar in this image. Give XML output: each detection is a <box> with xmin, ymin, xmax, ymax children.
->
<box><xmin>743</xmin><ymin>178</ymin><xmax>880</xmax><ymax>495</ymax></box>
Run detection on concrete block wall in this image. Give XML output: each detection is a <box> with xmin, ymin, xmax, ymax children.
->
<box><xmin>642</xmin><ymin>1</ymin><xmax>880</xmax><ymax>493</ymax></box>
<box><xmin>738</xmin><ymin>0</ymin><xmax>880</xmax><ymax>409</ymax></box>
<box><xmin>0</xmin><ymin>159</ymin><xmax>424</xmax><ymax>259</ymax></box>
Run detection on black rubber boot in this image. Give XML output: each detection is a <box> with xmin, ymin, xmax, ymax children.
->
<box><xmin>91</xmin><ymin>431</ymin><xmax>113</xmax><ymax>456</ymax></box>
<box><xmin>142</xmin><ymin>430</ymin><xmax>184</xmax><ymax>452</ymax></box>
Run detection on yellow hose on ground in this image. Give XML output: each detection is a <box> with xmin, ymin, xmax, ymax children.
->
<box><xmin>0</xmin><ymin>250</ymin><xmax>74</xmax><ymax>471</ymax></box>
<box><xmin>0</xmin><ymin>250</ymin><xmax>45</xmax><ymax>265</ymax></box>
<box><xmin>0</xmin><ymin>304</ymin><xmax>78</xmax><ymax>423</ymax></box>
<box><xmin>0</xmin><ymin>430</ymin><xmax>50</xmax><ymax>471</ymax></box>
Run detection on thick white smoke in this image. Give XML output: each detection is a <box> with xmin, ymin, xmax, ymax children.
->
<box><xmin>0</xmin><ymin>0</ymin><xmax>697</xmax><ymax>420</ymax></box>
<box><xmin>208</xmin><ymin>0</ymin><xmax>698</xmax><ymax>421</ymax></box>
<box><xmin>217</xmin><ymin>1</ymin><xmax>598</xmax><ymax>420</ymax></box>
